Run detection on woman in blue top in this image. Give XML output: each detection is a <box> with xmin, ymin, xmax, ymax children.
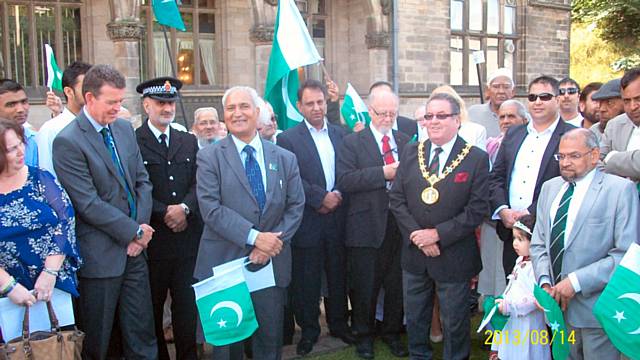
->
<box><xmin>0</xmin><ymin>119</ymin><xmax>81</xmax><ymax>307</ymax></box>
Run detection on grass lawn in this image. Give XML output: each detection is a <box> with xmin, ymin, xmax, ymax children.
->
<box><xmin>310</xmin><ymin>314</ymin><xmax>490</xmax><ymax>360</ymax></box>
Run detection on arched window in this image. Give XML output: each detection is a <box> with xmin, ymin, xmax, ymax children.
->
<box><xmin>139</xmin><ymin>0</ymin><xmax>217</xmax><ymax>87</ymax></box>
<box><xmin>450</xmin><ymin>0</ymin><xmax>518</xmax><ymax>87</ymax></box>
<box><xmin>0</xmin><ymin>1</ymin><xmax>83</xmax><ymax>89</ymax></box>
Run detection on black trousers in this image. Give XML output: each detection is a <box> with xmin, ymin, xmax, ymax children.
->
<box><xmin>290</xmin><ymin>218</ymin><xmax>349</xmax><ymax>342</ymax></box>
<box><xmin>403</xmin><ymin>270</ymin><xmax>471</xmax><ymax>360</ymax></box>
<box><xmin>78</xmin><ymin>255</ymin><xmax>157</xmax><ymax>360</ymax></box>
<box><xmin>497</xmin><ymin>223</ymin><xmax>518</xmax><ymax>278</ymax></box>
<box><xmin>348</xmin><ymin>214</ymin><xmax>403</xmax><ymax>344</ymax></box>
<box><xmin>148</xmin><ymin>256</ymin><xmax>198</xmax><ymax>360</ymax></box>
<box><xmin>211</xmin><ymin>286</ymin><xmax>285</xmax><ymax>360</ymax></box>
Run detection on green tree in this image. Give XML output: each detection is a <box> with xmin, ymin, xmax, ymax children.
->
<box><xmin>573</xmin><ymin>0</ymin><xmax>640</xmax><ymax>47</ymax></box>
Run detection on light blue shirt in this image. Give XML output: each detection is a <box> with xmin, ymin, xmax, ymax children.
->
<box><xmin>23</xmin><ymin>126</ymin><xmax>38</xmax><ymax>167</ymax></box>
<box><xmin>231</xmin><ymin>133</ymin><xmax>267</xmax><ymax>246</ymax></box>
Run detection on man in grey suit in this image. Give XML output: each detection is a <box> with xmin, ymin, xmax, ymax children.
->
<box><xmin>53</xmin><ymin>64</ymin><xmax>157</xmax><ymax>359</ymax></box>
<box><xmin>195</xmin><ymin>86</ymin><xmax>304</xmax><ymax>360</ymax></box>
<box><xmin>530</xmin><ymin>128</ymin><xmax>638</xmax><ymax>360</ymax></box>
<box><xmin>600</xmin><ymin>68</ymin><xmax>640</xmax><ymax>182</ymax></box>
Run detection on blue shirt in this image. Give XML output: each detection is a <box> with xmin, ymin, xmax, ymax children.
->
<box><xmin>23</xmin><ymin>126</ymin><xmax>38</xmax><ymax>167</ymax></box>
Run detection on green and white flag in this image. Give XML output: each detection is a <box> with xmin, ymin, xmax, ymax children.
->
<box><xmin>44</xmin><ymin>44</ymin><xmax>63</xmax><ymax>91</ymax></box>
<box><xmin>193</xmin><ymin>261</ymin><xmax>258</xmax><ymax>346</ymax></box>
<box><xmin>341</xmin><ymin>83</ymin><xmax>371</xmax><ymax>130</ymax></box>
<box><xmin>152</xmin><ymin>0</ymin><xmax>186</xmax><ymax>31</ymax></box>
<box><xmin>477</xmin><ymin>295</ymin><xmax>509</xmax><ymax>332</ymax></box>
<box><xmin>264</xmin><ymin>0</ymin><xmax>322</xmax><ymax>130</ymax></box>
<box><xmin>593</xmin><ymin>242</ymin><xmax>640</xmax><ymax>359</ymax></box>
<box><xmin>534</xmin><ymin>284</ymin><xmax>570</xmax><ymax>360</ymax></box>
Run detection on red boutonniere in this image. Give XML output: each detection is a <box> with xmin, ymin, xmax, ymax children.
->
<box><xmin>454</xmin><ymin>172</ymin><xmax>469</xmax><ymax>183</ymax></box>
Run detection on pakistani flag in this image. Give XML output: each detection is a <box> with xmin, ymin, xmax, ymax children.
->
<box><xmin>534</xmin><ymin>285</ymin><xmax>570</xmax><ymax>360</ymax></box>
<box><xmin>477</xmin><ymin>295</ymin><xmax>509</xmax><ymax>332</ymax></box>
<box><xmin>341</xmin><ymin>83</ymin><xmax>371</xmax><ymax>130</ymax></box>
<box><xmin>264</xmin><ymin>0</ymin><xmax>322</xmax><ymax>130</ymax></box>
<box><xmin>152</xmin><ymin>0</ymin><xmax>186</xmax><ymax>31</ymax></box>
<box><xmin>193</xmin><ymin>263</ymin><xmax>258</xmax><ymax>346</ymax></box>
<box><xmin>593</xmin><ymin>242</ymin><xmax>640</xmax><ymax>358</ymax></box>
<box><xmin>44</xmin><ymin>44</ymin><xmax>62</xmax><ymax>91</ymax></box>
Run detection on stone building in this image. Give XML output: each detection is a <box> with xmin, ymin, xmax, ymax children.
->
<box><xmin>0</xmin><ymin>0</ymin><xmax>571</xmax><ymax>128</ymax></box>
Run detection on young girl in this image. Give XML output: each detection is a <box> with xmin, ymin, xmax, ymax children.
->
<box><xmin>490</xmin><ymin>215</ymin><xmax>551</xmax><ymax>360</ymax></box>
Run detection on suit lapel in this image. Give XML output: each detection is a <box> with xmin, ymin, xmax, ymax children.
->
<box><xmin>77</xmin><ymin>114</ymin><xmax>127</xmax><ymax>191</ymax></box>
<box><xmin>620</xmin><ymin>119</ymin><xmax>634</xmax><ymax>150</ymax></box>
<box><xmin>262</xmin><ymin>140</ymin><xmax>278</xmax><ymax>212</ymax></box>
<box><xmin>393</xmin><ymin>129</ymin><xmax>408</xmax><ymax>159</ymax></box>
<box><xmin>535</xmin><ymin>121</ymin><xmax>565</xmax><ymax>189</ymax></box>
<box><xmin>442</xmin><ymin>136</ymin><xmax>466</xmax><ymax>169</ymax></box>
<box><xmin>565</xmin><ymin>171</ymin><xmax>604</xmax><ymax>249</ymax></box>
<box><xmin>298</xmin><ymin>123</ymin><xmax>326</xmax><ymax>187</ymax></box>
<box><xmin>167</xmin><ymin>127</ymin><xmax>184</xmax><ymax>160</ymax></box>
<box><xmin>363</xmin><ymin>128</ymin><xmax>384</xmax><ymax>166</ymax></box>
<box><xmin>507</xmin><ymin>126</ymin><xmax>528</xmax><ymax>173</ymax></box>
<box><xmin>221</xmin><ymin>137</ymin><xmax>257</xmax><ymax>206</ymax></box>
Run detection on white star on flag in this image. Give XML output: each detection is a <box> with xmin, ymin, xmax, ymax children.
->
<box><xmin>217</xmin><ymin>319</ymin><xmax>227</xmax><ymax>328</ymax></box>
<box><xmin>549</xmin><ymin>321</ymin><xmax>560</xmax><ymax>332</ymax></box>
<box><xmin>613</xmin><ymin>310</ymin><xmax>626</xmax><ymax>323</ymax></box>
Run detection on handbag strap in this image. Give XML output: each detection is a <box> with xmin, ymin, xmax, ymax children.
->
<box><xmin>21</xmin><ymin>305</ymin><xmax>30</xmax><ymax>339</ymax></box>
<box><xmin>45</xmin><ymin>300</ymin><xmax>61</xmax><ymax>331</ymax></box>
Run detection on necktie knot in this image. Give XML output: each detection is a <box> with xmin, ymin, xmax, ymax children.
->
<box><xmin>433</xmin><ymin>147</ymin><xmax>443</xmax><ymax>156</ymax></box>
<box><xmin>159</xmin><ymin>133</ymin><xmax>168</xmax><ymax>148</ymax></box>
<box><xmin>382</xmin><ymin>135</ymin><xmax>390</xmax><ymax>144</ymax></box>
<box><xmin>243</xmin><ymin>145</ymin><xmax>255</xmax><ymax>157</ymax></box>
<box><xmin>100</xmin><ymin>127</ymin><xmax>110</xmax><ymax>139</ymax></box>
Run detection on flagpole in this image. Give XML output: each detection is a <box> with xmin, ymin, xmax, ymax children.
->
<box><xmin>162</xmin><ymin>25</ymin><xmax>189</xmax><ymax>128</ymax></box>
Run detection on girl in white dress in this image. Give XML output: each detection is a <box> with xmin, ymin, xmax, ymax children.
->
<box><xmin>490</xmin><ymin>215</ymin><xmax>551</xmax><ymax>360</ymax></box>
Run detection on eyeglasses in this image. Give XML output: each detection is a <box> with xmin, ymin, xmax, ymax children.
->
<box><xmin>553</xmin><ymin>150</ymin><xmax>594</xmax><ymax>161</ymax></box>
<box><xmin>424</xmin><ymin>113</ymin><xmax>459</xmax><ymax>121</ymax></box>
<box><xmin>371</xmin><ymin>107</ymin><xmax>397</xmax><ymax>119</ymax></box>
<box><xmin>558</xmin><ymin>88</ymin><xmax>579</xmax><ymax>96</ymax></box>
<box><xmin>528</xmin><ymin>93</ymin><xmax>555</xmax><ymax>102</ymax></box>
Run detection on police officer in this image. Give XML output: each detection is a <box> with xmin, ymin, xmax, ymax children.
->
<box><xmin>135</xmin><ymin>77</ymin><xmax>201</xmax><ymax>360</ymax></box>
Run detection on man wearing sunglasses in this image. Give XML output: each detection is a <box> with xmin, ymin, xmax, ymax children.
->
<box><xmin>558</xmin><ymin>78</ymin><xmax>583</xmax><ymax>128</ymax></box>
<box><xmin>489</xmin><ymin>75</ymin><xmax>576</xmax><ymax>276</ymax></box>
<box><xmin>600</xmin><ymin>68</ymin><xmax>640</xmax><ymax>183</ymax></box>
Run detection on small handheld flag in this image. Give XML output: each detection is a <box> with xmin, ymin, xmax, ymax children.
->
<box><xmin>533</xmin><ymin>285</ymin><xmax>570</xmax><ymax>360</ymax></box>
<box><xmin>44</xmin><ymin>44</ymin><xmax>63</xmax><ymax>91</ymax></box>
<box><xmin>341</xmin><ymin>83</ymin><xmax>371</xmax><ymax>130</ymax></box>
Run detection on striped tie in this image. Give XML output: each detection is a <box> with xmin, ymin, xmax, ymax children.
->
<box><xmin>549</xmin><ymin>182</ymin><xmax>575</xmax><ymax>284</ymax></box>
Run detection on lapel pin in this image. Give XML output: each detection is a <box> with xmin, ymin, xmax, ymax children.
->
<box><xmin>269</xmin><ymin>163</ymin><xmax>278</xmax><ymax>171</ymax></box>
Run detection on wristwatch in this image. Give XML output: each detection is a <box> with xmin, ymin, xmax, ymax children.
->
<box><xmin>136</xmin><ymin>226</ymin><xmax>144</xmax><ymax>240</ymax></box>
<box><xmin>180</xmin><ymin>203</ymin><xmax>190</xmax><ymax>216</ymax></box>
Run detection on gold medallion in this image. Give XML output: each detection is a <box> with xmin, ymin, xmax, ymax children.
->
<box><xmin>421</xmin><ymin>187</ymin><xmax>440</xmax><ymax>205</ymax></box>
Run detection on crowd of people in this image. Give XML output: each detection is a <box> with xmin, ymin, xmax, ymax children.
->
<box><xmin>0</xmin><ymin>62</ymin><xmax>639</xmax><ymax>360</ymax></box>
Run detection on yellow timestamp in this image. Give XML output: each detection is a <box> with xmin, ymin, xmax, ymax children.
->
<box><xmin>484</xmin><ymin>329</ymin><xmax>576</xmax><ymax>346</ymax></box>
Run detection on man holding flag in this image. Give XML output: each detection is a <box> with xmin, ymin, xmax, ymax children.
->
<box><xmin>195</xmin><ymin>86</ymin><xmax>304</xmax><ymax>360</ymax></box>
<box><xmin>530</xmin><ymin>128</ymin><xmax>638</xmax><ymax>360</ymax></box>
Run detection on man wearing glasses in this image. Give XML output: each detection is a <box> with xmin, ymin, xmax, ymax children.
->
<box><xmin>489</xmin><ymin>75</ymin><xmax>575</xmax><ymax>276</ymax></box>
<box><xmin>468</xmin><ymin>67</ymin><xmax>516</xmax><ymax>138</ymax></box>
<box><xmin>531</xmin><ymin>128</ymin><xmax>636</xmax><ymax>360</ymax></box>
<box><xmin>337</xmin><ymin>88</ymin><xmax>410</xmax><ymax>359</ymax></box>
<box><xmin>390</xmin><ymin>93</ymin><xmax>489</xmax><ymax>360</ymax></box>
<box><xmin>558</xmin><ymin>77</ymin><xmax>583</xmax><ymax>127</ymax></box>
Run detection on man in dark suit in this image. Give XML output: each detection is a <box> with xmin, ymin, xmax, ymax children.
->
<box><xmin>277</xmin><ymin>80</ymin><xmax>354</xmax><ymax>356</ymax></box>
<box><xmin>53</xmin><ymin>64</ymin><xmax>157</xmax><ymax>359</ymax></box>
<box><xmin>390</xmin><ymin>93</ymin><xmax>489</xmax><ymax>360</ymax></box>
<box><xmin>369</xmin><ymin>81</ymin><xmax>418</xmax><ymax>139</ymax></box>
<box><xmin>135</xmin><ymin>77</ymin><xmax>201</xmax><ymax>360</ymax></box>
<box><xmin>195</xmin><ymin>86</ymin><xmax>305</xmax><ymax>360</ymax></box>
<box><xmin>337</xmin><ymin>89</ymin><xmax>409</xmax><ymax>359</ymax></box>
<box><xmin>489</xmin><ymin>75</ymin><xmax>575</xmax><ymax>275</ymax></box>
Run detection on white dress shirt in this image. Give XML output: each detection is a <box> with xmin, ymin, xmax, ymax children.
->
<box><xmin>543</xmin><ymin>168</ymin><xmax>597</xmax><ymax>292</ymax></box>
<box><xmin>626</xmin><ymin>123</ymin><xmax>640</xmax><ymax>151</ymax></box>
<box><xmin>508</xmin><ymin>118</ymin><xmax>560</xmax><ymax>212</ymax></box>
<box><xmin>427</xmin><ymin>135</ymin><xmax>458</xmax><ymax>175</ymax></box>
<box><xmin>304</xmin><ymin>119</ymin><xmax>335</xmax><ymax>191</ymax></box>
<box><xmin>370</xmin><ymin>125</ymin><xmax>398</xmax><ymax>162</ymax></box>
<box><xmin>565</xmin><ymin>113</ymin><xmax>583</xmax><ymax>128</ymax></box>
<box><xmin>36</xmin><ymin>107</ymin><xmax>77</xmax><ymax>178</ymax></box>
<box><xmin>147</xmin><ymin>120</ymin><xmax>171</xmax><ymax>147</ymax></box>
<box><xmin>231</xmin><ymin>133</ymin><xmax>268</xmax><ymax>246</ymax></box>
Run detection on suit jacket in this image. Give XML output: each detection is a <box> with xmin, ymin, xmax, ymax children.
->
<box><xmin>276</xmin><ymin>121</ymin><xmax>348</xmax><ymax>248</ymax></box>
<box><xmin>489</xmin><ymin>120</ymin><xmax>575</xmax><ymax>239</ymax></box>
<box><xmin>600</xmin><ymin>113</ymin><xmax>640</xmax><ymax>180</ymax></box>
<box><xmin>530</xmin><ymin>170</ymin><xmax>638</xmax><ymax>327</ymax></box>
<box><xmin>336</xmin><ymin>127</ymin><xmax>409</xmax><ymax>248</ymax></box>
<box><xmin>194</xmin><ymin>135</ymin><xmax>305</xmax><ymax>287</ymax></box>
<box><xmin>390</xmin><ymin>136</ymin><xmax>489</xmax><ymax>281</ymax></box>
<box><xmin>396</xmin><ymin>116</ymin><xmax>418</xmax><ymax>139</ymax></box>
<box><xmin>53</xmin><ymin>112</ymin><xmax>152</xmax><ymax>278</ymax></box>
<box><xmin>136</xmin><ymin>121</ymin><xmax>202</xmax><ymax>260</ymax></box>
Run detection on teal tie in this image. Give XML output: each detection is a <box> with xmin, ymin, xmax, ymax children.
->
<box><xmin>100</xmin><ymin>127</ymin><xmax>137</xmax><ymax>220</ymax></box>
<box><xmin>549</xmin><ymin>182</ymin><xmax>575</xmax><ymax>284</ymax></box>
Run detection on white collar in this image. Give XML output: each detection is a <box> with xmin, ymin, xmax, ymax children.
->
<box><xmin>304</xmin><ymin>118</ymin><xmax>328</xmax><ymax>132</ymax></box>
<box><xmin>527</xmin><ymin>116</ymin><xmax>560</xmax><ymax>136</ymax></box>
<box><xmin>431</xmin><ymin>135</ymin><xmax>458</xmax><ymax>156</ymax></box>
<box><xmin>147</xmin><ymin>120</ymin><xmax>171</xmax><ymax>144</ymax></box>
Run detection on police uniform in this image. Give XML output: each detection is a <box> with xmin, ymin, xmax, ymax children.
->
<box><xmin>135</xmin><ymin>77</ymin><xmax>202</xmax><ymax>360</ymax></box>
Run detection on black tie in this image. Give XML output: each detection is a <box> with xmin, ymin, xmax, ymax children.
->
<box><xmin>429</xmin><ymin>147</ymin><xmax>443</xmax><ymax>175</ymax></box>
<box><xmin>159</xmin><ymin>134</ymin><xmax>168</xmax><ymax>155</ymax></box>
